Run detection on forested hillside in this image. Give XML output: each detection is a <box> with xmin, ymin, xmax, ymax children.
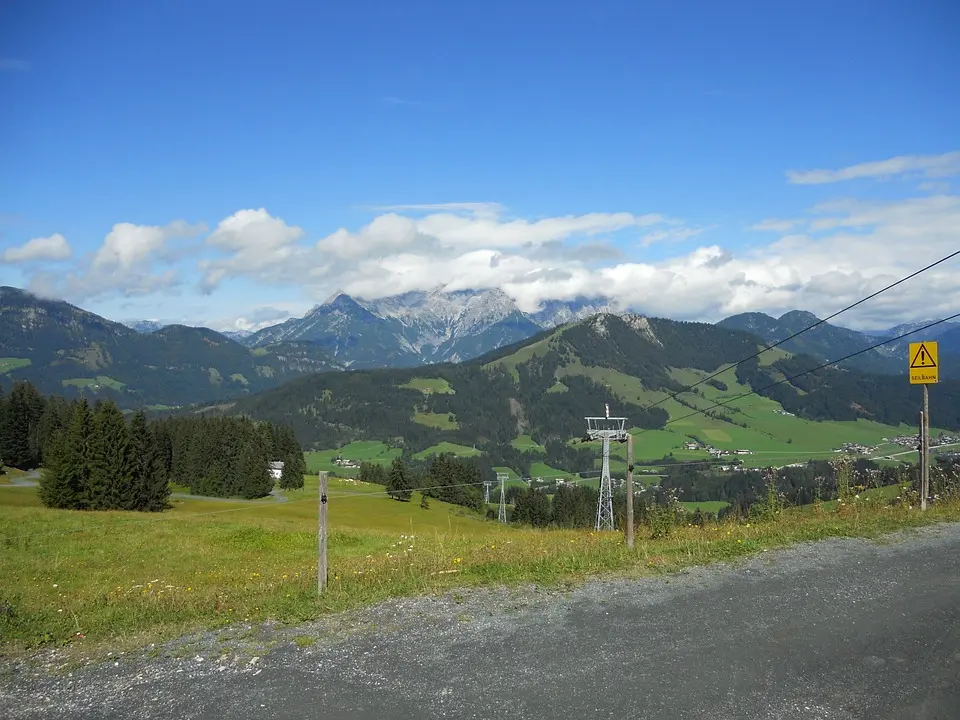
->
<box><xmin>0</xmin><ymin>287</ymin><xmax>340</xmax><ymax>408</ymax></box>
<box><xmin>224</xmin><ymin>313</ymin><xmax>960</xmax><ymax>461</ymax></box>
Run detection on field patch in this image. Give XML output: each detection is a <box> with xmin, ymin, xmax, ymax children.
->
<box><xmin>413</xmin><ymin>442</ymin><xmax>480</xmax><ymax>459</ymax></box>
<box><xmin>399</xmin><ymin>377</ymin><xmax>454</xmax><ymax>394</ymax></box>
<box><xmin>681</xmin><ymin>501</ymin><xmax>730</xmax><ymax>513</ymax></box>
<box><xmin>61</xmin><ymin>376</ymin><xmax>126</xmax><ymax>392</ymax></box>
<box><xmin>510</xmin><ymin>434</ymin><xmax>545</xmax><ymax>453</ymax></box>
<box><xmin>412</xmin><ymin>411</ymin><xmax>459</xmax><ymax>430</ymax></box>
<box><xmin>304</xmin><ymin>441</ymin><xmax>400</xmax><ymax>475</ymax></box>
<box><xmin>0</xmin><ymin>358</ymin><xmax>31</xmax><ymax>374</ymax></box>
<box><xmin>703</xmin><ymin>429</ymin><xmax>733</xmax><ymax>443</ymax></box>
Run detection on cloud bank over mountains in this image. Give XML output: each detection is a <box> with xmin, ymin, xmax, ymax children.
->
<box><xmin>5</xmin><ymin>151</ymin><xmax>958</xmax><ymax>333</ymax></box>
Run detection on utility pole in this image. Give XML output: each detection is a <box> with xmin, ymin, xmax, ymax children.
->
<box><xmin>918</xmin><ymin>411</ymin><xmax>926</xmax><ymax>511</ymax></box>
<box><xmin>585</xmin><ymin>404</ymin><xmax>628</xmax><ymax>532</ymax></box>
<box><xmin>923</xmin><ymin>387</ymin><xmax>930</xmax><ymax>510</ymax></box>
<box><xmin>497</xmin><ymin>472</ymin><xmax>507</xmax><ymax>523</ymax></box>
<box><xmin>908</xmin><ymin>340</ymin><xmax>938</xmax><ymax>512</ymax></box>
<box><xmin>318</xmin><ymin>471</ymin><xmax>328</xmax><ymax>594</ymax></box>
<box><xmin>625</xmin><ymin>431</ymin><xmax>634</xmax><ymax>549</ymax></box>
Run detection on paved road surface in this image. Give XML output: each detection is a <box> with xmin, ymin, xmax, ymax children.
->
<box><xmin>3</xmin><ymin>524</ymin><xmax>959</xmax><ymax>719</ymax></box>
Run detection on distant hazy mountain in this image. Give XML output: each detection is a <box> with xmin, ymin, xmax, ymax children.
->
<box><xmin>528</xmin><ymin>296</ymin><xmax>625</xmax><ymax>328</ymax></box>
<box><xmin>221</xmin><ymin>329</ymin><xmax>254</xmax><ymax>341</ymax></box>
<box><xmin>0</xmin><ymin>286</ymin><xmax>340</xmax><ymax>408</ymax></box>
<box><xmin>243</xmin><ymin>288</ymin><xmax>613</xmax><ymax>367</ymax></box>
<box><xmin>868</xmin><ymin>320</ymin><xmax>960</xmax><ymax>339</ymax></box>
<box><xmin>718</xmin><ymin>310</ymin><xmax>902</xmax><ymax>374</ymax></box>
<box><xmin>124</xmin><ymin>319</ymin><xmax>167</xmax><ymax>333</ymax></box>
<box><xmin>718</xmin><ymin>311</ymin><xmax>960</xmax><ymax>378</ymax></box>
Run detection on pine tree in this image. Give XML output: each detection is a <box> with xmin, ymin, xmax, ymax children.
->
<box><xmin>38</xmin><ymin>399</ymin><xmax>93</xmax><ymax>509</ymax></box>
<box><xmin>387</xmin><ymin>457</ymin><xmax>413</xmax><ymax>501</ymax></box>
<box><xmin>0</xmin><ymin>385</ymin><xmax>5</xmax><ymax>469</ymax></box>
<box><xmin>129</xmin><ymin>410</ymin><xmax>170</xmax><ymax>511</ymax></box>
<box><xmin>89</xmin><ymin>400</ymin><xmax>133</xmax><ymax>510</ymax></box>
<box><xmin>277</xmin><ymin>425</ymin><xmax>306</xmax><ymax>489</ymax></box>
<box><xmin>0</xmin><ymin>381</ymin><xmax>45</xmax><ymax>469</ymax></box>
<box><xmin>37</xmin><ymin>395</ymin><xmax>71</xmax><ymax>466</ymax></box>
<box><xmin>239</xmin><ymin>424</ymin><xmax>273</xmax><ymax>499</ymax></box>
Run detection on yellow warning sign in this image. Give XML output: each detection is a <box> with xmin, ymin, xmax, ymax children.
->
<box><xmin>909</xmin><ymin>341</ymin><xmax>938</xmax><ymax>384</ymax></box>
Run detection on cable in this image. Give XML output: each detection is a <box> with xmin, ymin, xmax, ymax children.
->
<box><xmin>635</xmin><ymin>313</ymin><xmax>960</xmax><ymax>439</ymax></box>
<box><xmin>639</xmin><ymin>248</ymin><xmax>960</xmax><ymax>413</ymax></box>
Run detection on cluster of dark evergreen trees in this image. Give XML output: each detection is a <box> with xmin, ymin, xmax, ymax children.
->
<box><xmin>39</xmin><ymin>400</ymin><xmax>171</xmax><ymax>511</ymax></box>
<box><xmin>359</xmin><ymin>454</ymin><xmax>486</xmax><ymax>512</ymax></box>
<box><xmin>0</xmin><ymin>380</ymin><xmax>307</xmax><ymax>510</ymax></box>
<box><xmin>158</xmin><ymin>415</ymin><xmax>306</xmax><ymax>498</ymax></box>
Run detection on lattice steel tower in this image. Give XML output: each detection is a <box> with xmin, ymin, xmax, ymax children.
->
<box><xmin>497</xmin><ymin>472</ymin><xmax>508</xmax><ymax>523</ymax></box>
<box><xmin>585</xmin><ymin>403</ymin><xmax>628</xmax><ymax>531</ymax></box>
<box><xmin>483</xmin><ymin>480</ymin><xmax>493</xmax><ymax>504</ymax></box>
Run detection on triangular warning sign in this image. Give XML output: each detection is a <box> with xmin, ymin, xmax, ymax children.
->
<box><xmin>910</xmin><ymin>343</ymin><xmax>937</xmax><ymax>369</ymax></box>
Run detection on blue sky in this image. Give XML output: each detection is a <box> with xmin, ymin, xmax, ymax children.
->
<box><xmin>1</xmin><ymin>0</ymin><xmax>958</xmax><ymax>332</ymax></box>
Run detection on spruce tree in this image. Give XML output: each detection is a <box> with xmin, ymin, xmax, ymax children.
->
<box><xmin>387</xmin><ymin>457</ymin><xmax>412</xmax><ymax>501</ymax></box>
<box><xmin>89</xmin><ymin>400</ymin><xmax>133</xmax><ymax>510</ymax></box>
<box><xmin>277</xmin><ymin>425</ymin><xmax>306</xmax><ymax>489</ymax></box>
<box><xmin>239</xmin><ymin>425</ymin><xmax>273</xmax><ymax>499</ymax></box>
<box><xmin>129</xmin><ymin>410</ymin><xmax>170</xmax><ymax>511</ymax></box>
<box><xmin>0</xmin><ymin>381</ymin><xmax>45</xmax><ymax>469</ymax></box>
<box><xmin>38</xmin><ymin>399</ymin><xmax>93</xmax><ymax>509</ymax></box>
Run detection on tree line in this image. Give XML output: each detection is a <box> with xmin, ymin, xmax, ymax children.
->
<box><xmin>0</xmin><ymin>380</ymin><xmax>306</xmax><ymax>511</ymax></box>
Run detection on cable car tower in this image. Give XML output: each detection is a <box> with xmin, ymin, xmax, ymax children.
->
<box><xmin>585</xmin><ymin>403</ymin><xmax>628</xmax><ymax>531</ymax></box>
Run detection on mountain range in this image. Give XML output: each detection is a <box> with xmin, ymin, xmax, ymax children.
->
<box><xmin>242</xmin><ymin>288</ymin><xmax>620</xmax><ymax>367</ymax></box>
<box><xmin>0</xmin><ymin>286</ymin><xmax>341</xmax><ymax>408</ymax></box>
<box><xmin>2</xmin><ymin>283</ymin><xmax>957</xmax><ymax>411</ymax></box>
<box><xmin>220</xmin><ymin>312</ymin><xmax>960</xmax><ymax>458</ymax></box>
<box><xmin>719</xmin><ymin>310</ymin><xmax>960</xmax><ymax>378</ymax></box>
<box><xmin>123</xmin><ymin>287</ymin><xmax>957</xmax><ymax>375</ymax></box>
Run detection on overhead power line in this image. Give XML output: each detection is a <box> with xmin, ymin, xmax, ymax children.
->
<box><xmin>636</xmin><ymin>313</ymin><xmax>960</xmax><ymax>439</ymax></box>
<box><xmin>642</xmin><ymin>248</ymin><xmax>960</xmax><ymax>413</ymax></box>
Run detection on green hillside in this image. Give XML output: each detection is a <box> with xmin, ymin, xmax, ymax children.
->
<box><xmin>0</xmin><ymin>286</ymin><xmax>341</xmax><ymax>408</ymax></box>
<box><xmin>223</xmin><ymin>313</ymin><xmax>960</xmax><ymax>479</ymax></box>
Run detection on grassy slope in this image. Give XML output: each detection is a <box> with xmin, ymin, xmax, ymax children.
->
<box><xmin>413</xmin><ymin>442</ymin><xmax>480</xmax><ymax>459</ymax></box>
<box><xmin>399</xmin><ymin>377</ymin><xmax>455</xmax><ymax>394</ymax></box>
<box><xmin>0</xmin><ymin>358</ymin><xmax>31</xmax><ymax>374</ymax></box>
<box><xmin>3</xmin><ymin>480</ymin><xmax>959</xmax><ymax>659</ymax></box>
<box><xmin>304</xmin><ymin>441</ymin><xmax>401</xmax><ymax>476</ymax></box>
<box><xmin>567</xmin><ymin>364</ymin><xmax>926</xmax><ymax>474</ymax></box>
<box><xmin>412</xmin><ymin>411</ymin><xmax>459</xmax><ymax>430</ymax></box>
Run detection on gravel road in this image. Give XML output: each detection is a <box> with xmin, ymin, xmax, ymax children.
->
<box><xmin>3</xmin><ymin>523</ymin><xmax>959</xmax><ymax>720</ymax></box>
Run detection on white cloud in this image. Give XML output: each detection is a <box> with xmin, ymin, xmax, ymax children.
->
<box><xmin>367</xmin><ymin>202</ymin><xmax>505</xmax><ymax>217</ymax></box>
<box><xmin>750</xmin><ymin>218</ymin><xmax>802</xmax><ymax>233</ymax></box>
<box><xmin>92</xmin><ymin>220</ymin><xmax>205</xmax><ymax>270</ymax></box>
<box><xmin>308</xmin><ymin>195</ymin><xmax>960</xmax><ymax>330</ymax></box>
<box><xmin>2</xmin><ymin>234</ymin><xmax>71</xmax><ymax>263</ymax></box>
<box><xmin>24</xmin><ymin>220</ymin><xmax>203</xmax><ymax>300</ymax></box>
<box><xmin>639</xmin><ymin>226</ymin><xmax>706</xmax><ymax>247</ymax></box>
<box><xmin>18</xmin><ymin>175</ymin><xmax>960</xmax><ymax>333</ymax></box>
<box><xmin>787</xmin><ymin>150</ymin><xmax>960</xmax><ymax>185</ymax></box>
<box><xmin>205</xmin><ymin>305</ymin><xmax>297</xmax><ymax>333</ymax></box>
<box><xmin>315</xmin><ymin>208</ymin><xmax>669</xmax><ymax>263</ymax></box>
<box><xmin>199</xmin><ymin>209</ymin><xmax>306</xmax><ymax>292</ymax></box>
